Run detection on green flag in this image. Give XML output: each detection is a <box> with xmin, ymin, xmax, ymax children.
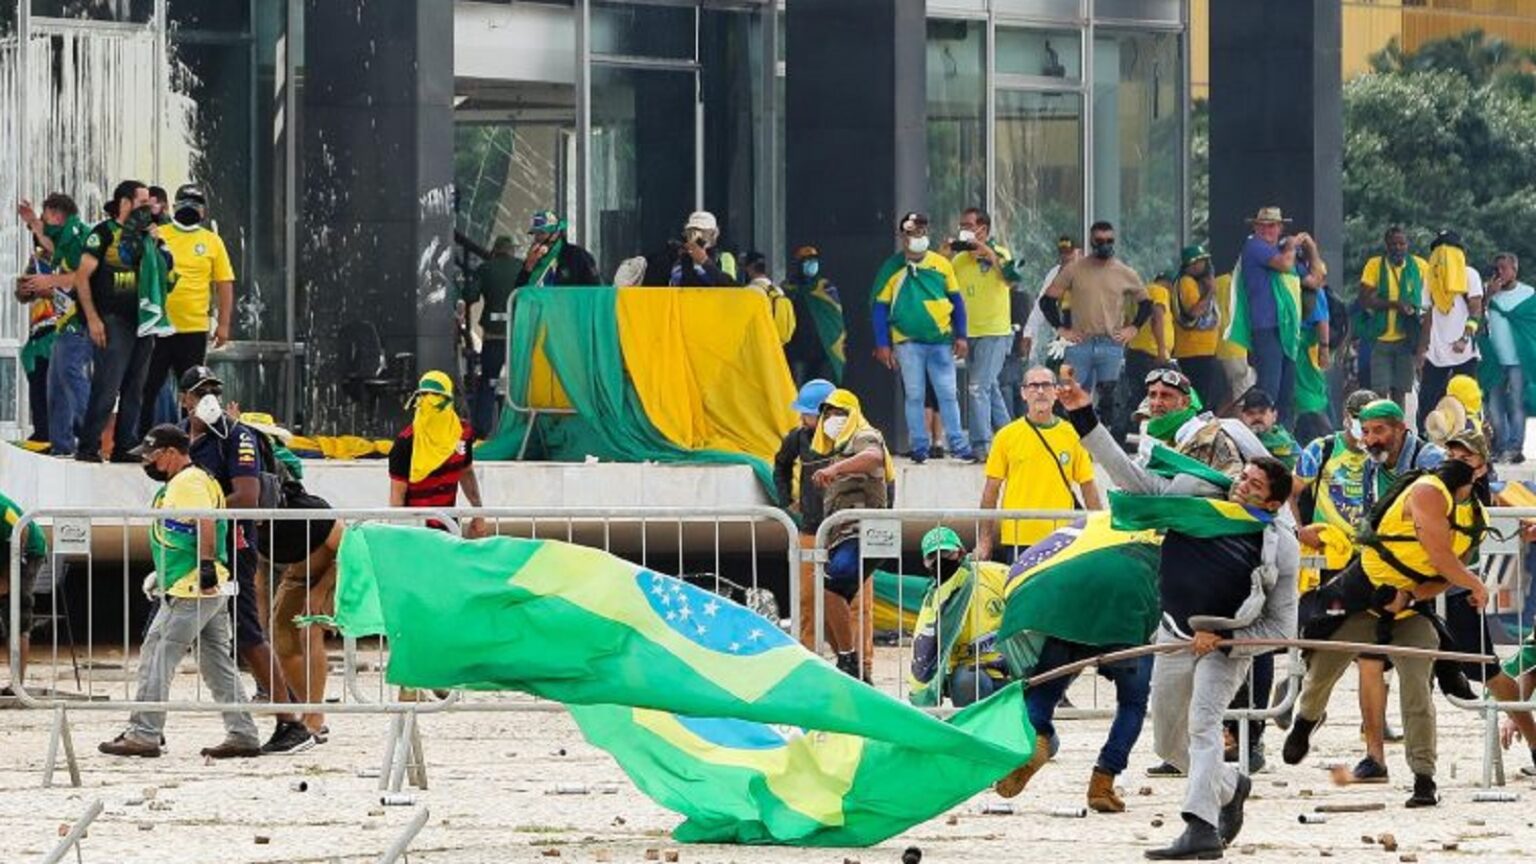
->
<box><xmin>1145</xmin><ymin>443</ymin><xmax>1235</xmax><ymax>491</ymax></box>
<box><xmin>1479</xmin><ymin>290</ymin><xmax>1536</xmax><ymax>415</ymax></box>
<box><xmin>334</xmin><ymin>525</ymin><xmax>1033</xmax><ymax>846</ymax></box>
<box><xmin>136</xmin><ymin>236</ymin><xmax>174</xmax><ymax>338</ymax></box>
<box><xmin>1108</xmin><ymin>490</ymin><xmax>1273</xmax><ymax>538</ymax></box>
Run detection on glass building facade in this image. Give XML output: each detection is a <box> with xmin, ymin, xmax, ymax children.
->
<box><xmin>0</xmin><ymin>0</ymin><xmax>1187</xmax><ymax>437</ymax></box>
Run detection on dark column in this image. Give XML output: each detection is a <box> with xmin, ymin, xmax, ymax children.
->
<box><xmin>1209</xmin><ymin>2</ymin><xmax>1342</xmax><ymax>271</ymax></box>
<box><xmin>300</xmin><ymin>1</ymin><xmax>455</xmax><ymax>436</ymax></box>
<box><xmin>786</xmin><ymin>0</ymin><xmax>926</xmax><ymax>435</ymax></box>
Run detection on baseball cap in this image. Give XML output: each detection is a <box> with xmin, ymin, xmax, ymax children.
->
<box><xmin>128</xmin><ymin>423</ymin><xmax>191</xmax><ymax>458</ymax></box>
<box><xmin>1180</xmin><ymin>243</ymin><xmax>1210</xmax><ymax>267</ymax></box>
<box><xmin>920</xmin><ymin>526</ymin><xmax>965</xmax><ymax>560</ymax></box>
<box><xmin>898</xmin><ymin>211</ymin><xmax>929</xmax><ymax>232</ymax></box>
<box><xmin>1446</xmin><ymin>428</ymin><xmax>1491</xmax><ymax>462</ymax></box>
<box><xmin>684</xmin><ymin>211</ymin><xmax>719</xmax><ymax>233</ymax></box>
<box><xmin>1238</xmin><ymin>388</ymin><xmax>1275</xmax><ymax>411</ymax></box>
<box><xmin>527</xmin><ymin>210</ymin><xmax>564</xmax><ymax>235</ymax></box>
<box><xmin>173</xmin><ymin>183</ymin><xmax>206</xmax><ymax>207</ymax></box>
<box><xmin>415</xmin><ymin>370</ymin><xmax>455</xmax><ymax>398</ymax></box>
<box><xmin>178</xmin><ymin>365</ymin><xmax>222</xmax><ymax>393</ymax></box>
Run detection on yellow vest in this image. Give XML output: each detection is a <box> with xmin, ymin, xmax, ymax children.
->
<box><xmin>1361</xmin><ymin>474</ymin><xmax>1479</xmax><ymax>592</ymax></box>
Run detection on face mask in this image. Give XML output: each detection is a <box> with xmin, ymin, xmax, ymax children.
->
<box><xmin>906</xmin><ymin>235</ymin><xmax>930</xmax><ymax>255</ymax></box>
<box><xmin>957</xmin><ymin>229</ymin><xmax>977</xmax><ymax>244</ymax></box>
<box><xmin>1436</xmin><ymin>458</ymin><xmax>1476</xmax><ymax>492</ymax></box>
<box><xmin>194</xmin><ymin>392</ymin><xmax>223</xmax><ymax>427</ymax></box>
<box><xmin>803</xmin><ymin>260</ymin><xmax>820</xmax><ymax>279</ymax></box>
<box><xmin>1091</xmin><ymin>241</ymin><xmax>1115</xmax><ymax>259</ymax></box>
<box><xmin>142</xmin><ymin>461</ymin><xmax>170</xmax><ymax>483</ymax></box>
<box><xmin>1347</xmin><ymin>418</ymin><xmax>1364</xmax><ymax>441</ymax></box>
<box><xmin>173</xmin><ymin>206</ymin><xmax>202</xmax><ymax>226</ymax></box>
<box><xmin>822</xmin><ymin>415</ymin><xmax>848</xmax><ymax>439</ymax></box>
<box><xmin>928</xmin><ymin>556</ymin><xmax>965</xmax><ymax>582</ymax></box>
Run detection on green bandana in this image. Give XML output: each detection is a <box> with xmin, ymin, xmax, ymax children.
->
<box><xmin>1145</xmin><ymin>406</ymin><xmax>1198</xmax><ymax>443</ymax></box>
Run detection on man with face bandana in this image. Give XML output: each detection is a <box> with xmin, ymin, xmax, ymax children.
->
<box><xmin>871</xmin><ymin>211</ymin><xmax>976</xmax><ymax>463</ymax></box>
<box><xmin>906</xmin><ymin>527</ymin><xmax>1014</xmax><ymax>709</ymax></box>
<box><xmin>1285</xmin><ymin>430</ymin><xmax>1492</xmax><ymax>809</ymax></box>
<box><xmin>388</xmin><ymin>371</ymin><xmax>487</xmax><ymax>539</ymax></box>
<box><xmin>1039</xmin><ymin>220</ymin><xmax>1151</xmax><ymax>427</ymax></box>
<box><xmin>139</xmin><ymin>184</ymin><xmax>236</xmax><ymax>438</ymax></box>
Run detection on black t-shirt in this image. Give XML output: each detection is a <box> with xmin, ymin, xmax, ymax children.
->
<box><xmin>80</xmin><ymin>220</ymin><xmax>160</xmax><ymax>320</ymax></box>
<box><xmin>1159</xmin><ymin>531</ymin><xmax>1263</xmax><ymax>635</ymax></box>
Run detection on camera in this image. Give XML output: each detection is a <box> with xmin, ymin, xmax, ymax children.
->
<box><xmin>950</xmin><ymin>240</ymin><xmax>975</xmax><ymax>252</ymax></box>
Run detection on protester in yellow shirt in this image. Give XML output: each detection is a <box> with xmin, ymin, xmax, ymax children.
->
<box><xmin>976</xmin><ymin>365</ymin><xmax>1102</xmax><ymax>561</ymax></box>
<box><xmin>138</xmin><ymin>184</ymin><xmax>236</xmax><ymax>438</ymax></box>
<box><xmin>1171</xmin><ymin>244</ymin><xmax>1228</xmax><ymax>410</ymax></box>
<box><xmin>949</xmin><ymin>207</ymin><xmax>1020</xmax><ymax>458</ymax></box>
<box><xmin>1359</xmin><ymin>226</ymin><xmax>1428</xmax><ymax>408</ymax></box>
<box><xmin>1112</xmin><ymin>273</ymin><xmax>1173</xmax><ymax>442</ymax></box>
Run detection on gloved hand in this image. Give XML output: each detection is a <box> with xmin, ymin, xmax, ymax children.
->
<box><xmin>141</xmin><ymin>572</ymin><xmax>159</xmax><ymax>601</ymax></box>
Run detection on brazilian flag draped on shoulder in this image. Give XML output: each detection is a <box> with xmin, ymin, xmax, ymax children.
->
<box><xmin>1478</xmin><ymin>288</ymin><xmax>1536</xmax><ymax>415</ymax></box>
<box><xmin>1356</xmin><ymin>256</ymin><xmax>1423</xmax><ymax>344</ymax></box>
<box><xmin>332</xmin><ymin>525</ymin><xmax>1032</xmax><ymax>846</ymax></box>
<box><xmin>872</xmin><ymin>252</ymin><xmax>952</xmax><ymax>344</ymax></box>
<box><xmin>1225</xmin><ymin>256</ymin><xmax>1302</xmax><ymax>359</ymax></box>
<box><xmin>785</xmin><ymin>276</ymin><xmax>846</xmax><ymax>382</ymax></box>
<box><xmin>101</xmin><ymin>216</ymin><xmax>174</xmax><ymax>338</ymax></box>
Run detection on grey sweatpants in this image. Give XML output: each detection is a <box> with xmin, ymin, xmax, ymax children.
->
<box><xmin>126</xmin><ymin>595</ymin><xmax>260</xmax><ymax>745</ymax></box>
<box><xmin>1150</xmin><ymin>625</ymin><xmax>1252</xmax><ymax>828</ymax></box>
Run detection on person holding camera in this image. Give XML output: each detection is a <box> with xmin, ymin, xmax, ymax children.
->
<box><xmin>73</xmin><ymin>180</ymin><xmax>172</xmax><ymax>462</ymax></box>
<box><xmin>98</xmin><ymin>423</ymin><xmax>261</xmax><ymax>760</ymax></box>
<box><xmin>948</xmin><ymin>207</ymin><xmax>1019</xmax><ymax>459</ymax></box>
<box><xmin>668</xmin><ymin>210</ymin><xmax>738</xmax><ymax>287</ymax></box>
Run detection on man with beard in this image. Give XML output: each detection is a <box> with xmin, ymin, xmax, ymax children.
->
<box><xmin>1238</xmin><ymin>388</ymin><xmax>1300</xmax><ymax>471</ymax></box>
<box><xmin>1284</xmin><ymin>431</ymin><xmax>1491</xmax><ymax>808</ymax></box>
<box><xmin>1358</xmin><ymin>399</ymin><xmax>1445</xmax><ymax>512</ymax></box>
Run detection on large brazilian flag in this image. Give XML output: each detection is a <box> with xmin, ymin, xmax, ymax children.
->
<box><xmin>333</xmin><ymin>525</ymin><xmax>1033</xmax><ymax>846</ymax></box>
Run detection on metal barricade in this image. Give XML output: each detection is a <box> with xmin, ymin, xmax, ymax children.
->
<box><xmin>7</xmin><ymin>504</ymin><xmax>799</xmax><ymax>789</ymax></box>
<box><xmin>809</xmin><ymin>507</ymin><xmax>1304</xmax><ymax>766</ymax></box>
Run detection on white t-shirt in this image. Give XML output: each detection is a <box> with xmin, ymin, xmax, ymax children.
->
<box><xmin>1022</xmin><ymin>265</ymin><xmax>1062</xmax><ymax>366</ymax></box>
<box><xmin>1422</xmin><ymin>265</ymin><xmax>1484</xmax><ymax>368</ymax></box>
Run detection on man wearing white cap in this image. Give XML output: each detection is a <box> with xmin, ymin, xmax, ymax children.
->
<box><xmin>669</xmin><ymin>210</ymin><xmax>738</xmax><ymax>287</ymax></box>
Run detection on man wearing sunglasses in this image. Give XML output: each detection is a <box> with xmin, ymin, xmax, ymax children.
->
<box><xmin>1134</xmin><ymin>366</ymin><xmax>1267</xmax><ymax>478</ymax></box>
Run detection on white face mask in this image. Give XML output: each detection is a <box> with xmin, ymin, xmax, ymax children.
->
<box><xmin>957</xmin><ymin>229</ymin><xmax>977</xmax><ymax>244</ymax></box>
<box><xmin>822</xmin><ymin>415</ymin><xmax>848</xmax><ymax>439</ymax></box>
<box><xmin>194</xmin><ymin>392</ymin><xmax>223</xmax><ymax>427</ymax></box>
<box><xmin>1347</xmin><ymin>418</ymin><xmax>1364</xmax><ymax>441</ymax></box>
<box><xmin>906</xmin><ymin>235</ymin><xmax>930</xmax><ymax>255</ymax></box>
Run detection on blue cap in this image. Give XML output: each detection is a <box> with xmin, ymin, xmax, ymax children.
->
<box><xmin>791</xmin><ymin>379</ymin><xmax>835</xmax><ymax>415</ymax></box>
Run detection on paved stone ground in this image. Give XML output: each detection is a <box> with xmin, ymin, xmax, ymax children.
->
<box><xmin>2</xmin><ymin>647</ymin><xmax>1533</xmax><ymax>863</ymax></box>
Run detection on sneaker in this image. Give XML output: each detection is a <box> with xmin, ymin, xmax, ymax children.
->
<box><xmin>1351</xmin><ymin>755</ymin><xmax>1390</xmax><ymax>784</ymax></box>
<box><xmin>201</xmin><ymin>736</ymin><xmax>262</xmax><ymax>759</ymax></box>
<box><xmin>1405</xmin><ymin>773</ymin><xmax>1438</xmax><ymax>808</ymax></box>
<box><xmin>931</xmin><ymin>445</ymin><xmax>946</xmax><ymax>459</ymax></box>
<box><xmin>1145</xmin><ymin>761</ymin><xmax>1185</xmax><ymax>778</ymax></box>
<box><xmin>1282</xmin><ymin>713</ymin><xmax>1323</xmax><ymax>765</ymax></box>
<box><xmin>73</xmin><ymin>452</ymin><xmax>102</xmax><ymax>463</ymax></box>
<box><xmin>261</xmin><ymin>720</ymin><xmax>317</xmax><ymax>755</ymax></box>
<box><xmin>98</xmin><ymin>733</ymin><xmax>161</xmax><ymax>758</ymax></box>
<box><xmin>951</xmin><ymin>450</ymin><xmax>981</xmax><ymax>464</ymax></box>
<box><xmin>108</xmin><ymin>452</ymin><xmax>139</xmax><ymax>464</ymax></box>
<box><xmin>1244</xmin><ymin>743</ymin><xmax>1267</xmax><ymax>774</ymax></box>
<box><xmin>312</xmin><ymin>724</ymin><xmax>330</xmax><ymax>745</ymax></box>
<box><xmin>909</xmin><ymin>450</ymin><xmax>929</xmax><ymax>465</ymax></box>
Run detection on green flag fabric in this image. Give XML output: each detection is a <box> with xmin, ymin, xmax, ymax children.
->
<box><xmin>789</xmin><ymin>276</ymin><xmax>846</xmax><ymax>383</ymax></box>
<box><xmin>1225</xmin><ymin>265</ymin><xmax>1301</xmax><ymax>360</ymax></box>
<box><xmin>1357</xmin><ymin>256</ymin><xmax>1423</xmax><ymax>345</ymax></box>
<box><xmin>1479</xmin><ymin>290</ymin><xmax>1536</xmax><ymax>415</ymax></box>
<box><xmin>1293</xmin><ymin>325</ymin><xmax>1329</xmax><ymax>420</ymax></box>
<box><xmin>1145</xmin><ymin>443</ymin><xmax>1236</xmax><ymax>491</ymax></box>
<box><xmin>1108</xmin><ymin>490</ymin><xmax>1273</xmax><ymax>538</ymax></box>
<box><xmin>334</xmin><ymin>524</ymin><xmax>1033</xmax><ymax>846</ymax></box>
<box><xmin>136</xmin><ymin>235</ymin><xmax>174</xmax><ymax>338</ymax></box>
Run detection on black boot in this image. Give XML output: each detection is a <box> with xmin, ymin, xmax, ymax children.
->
<box><xmin>1218</xmin><ymin>772</ymin><xmax>1252</xmax><ymax>846</ymax></box>
<box><xmin>1282</xmin><ymin>713</ymin><xmax>1323</xmax><ymax>765</ymax></box>
<box><xmin>1405</xmin><ymin>773</ymin><xmax>1439</xmax><ymax>808</ymax></box>
<box><xmin>1145</xmin><ymin>815</ymin><xmax>1223</xmax><ymax>860</ymax></box>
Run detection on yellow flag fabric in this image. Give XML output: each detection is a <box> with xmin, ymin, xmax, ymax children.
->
<box><xmin>1428</xmin><ymin>243</ymin><xmax>1469</xmax><ymax>315</ymax></box>
<box><xmin>410</xmin><ymin>392</ymin><xmax>465</xmax><ymax>482</ymax></box>
<box><xmin>617</xmin><ymin>288</ymin><xmax>798</xmax><ymax>463</ymax></box>
<box><xmin>287</xmin><ymin>434</ymin><xmax>392</xmax><ymax>459</ymax></box>
<box><xmin>525</xmin><ymin>328</ymin><xmax>574</xmax><ymax>411</ymax></box>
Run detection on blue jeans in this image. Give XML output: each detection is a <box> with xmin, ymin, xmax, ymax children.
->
<box><xmin>1024</xmin><ymin>638</ymin><xmax>1152</xmax><ymax>775</ymax></box>
<box><xmin>47</xmin><ymin>328</ymin><xmax>93</xmax><ymax>456</ymax></box>
<box><xmin>949</xmin><ymin>666</ymin><xmax>1001</xmax><ymax>707</ymax></box>
<box><xmin>78</xmin><ymin>315</ymin><xmax>154</xmax><ymax>460</ymax></box>
<box><xmin>894</xmin><ymin>340</ymin><xmax>969</xmax><ymax>457</ymax></box>
<box><xmin>1491</xmin><ymin>365</ymin><xmax>1527</xmax><ymax>456</ymax></box>
<box><xmin>1061</xmin><ymin>335</ymin><xmax>1125</xmax><ymax>391</ymax></box>
<box><xmin>1248</xmin><ymin>327</ymin><xmax>1295</xmax><ymax>426</ymax></box>
<box><xmin>965</xmin><ymin>335</ymin><xmax>1012</xmax><ymax>453</ymax></box>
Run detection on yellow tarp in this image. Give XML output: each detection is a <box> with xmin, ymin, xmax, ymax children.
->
<box><xmin>616</xmin><ymin>287</ymin><xmax>797</xmax><ymax>463</ymax></box>
<box><xmin>524</xmin><ymin>329</ymin><xmax>574</xmax><ymax>411</ymax></box>
<box><xmin>1214</xmin><ymin>272</ymin><xmax>1246</xmax><ymax>361</ymax></box>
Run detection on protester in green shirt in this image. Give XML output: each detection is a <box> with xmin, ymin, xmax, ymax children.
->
<box><xmin>1238</xmin><ymin>388</ymin><xmax>1300</xmax><ymax>470</ymax></box>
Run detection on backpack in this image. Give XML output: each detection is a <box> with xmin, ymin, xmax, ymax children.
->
<box><xmin>248</xmin><ymin>428</ymin><xmax>336</xmax><ymax>565</ymax></box>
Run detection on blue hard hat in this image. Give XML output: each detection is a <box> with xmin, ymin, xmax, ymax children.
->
<box><xmin>791</xmin><ymin>379</ymin><xmax>835</xmax><ymax>415</ymax></box>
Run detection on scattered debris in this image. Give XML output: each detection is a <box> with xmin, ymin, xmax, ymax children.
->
<box><xmin>944</xmin><ymin>814</ymin><xmax>959</xmax><ymax>826</ymax></box>
<box><xmin>981</xmin><ymin>803</ymin><xmax>1013</xmax><ymax>816</ymax></box>
<box><xmin>540</xmin><ymin>848</ymin><xmax>561</xmax><ymax>858</ymax></box>
<box><xmin>662</xmin><ymin>851</ymin><xmax>679</xmax><ymax>863</ymax></box>
<box><xmin>254</xmin><ymin>835</ymin><xmax>271</xmax><ymax>845</ymax></box>
<box><xmin>1362</xmin><ymin>835</ymin><xmax>1376</xmax><ymax>845</ymax></box>
<box><xmin>141</xmin><ymin>787</ymin><xmax>158</xmax><ymax>801</ymax></box>
<box><xmin>611</xmin><ymin>816</ymin><xmax>626</xmax><ymax>827</ymax></box>
<box><xmin>1315</xmin><ymin>802</ymin><xmax>1386</xmax><ymax>814</ymax></box>
<box><xmin>1050</xmin><ymin>807</ymin><xmax>1087</xmax><ymax>819</ymax></box>
<box><xmin>1442</xmin><ymin>842</ymin><xmax>1460</xmax><ymax>851</ymax></box>
<box><xmin>1298</xmin><ymin>814</ymin><xmax>1328</xmax><ymax>824</ymax></box>
<box><xmin>644</xmin><ymin>850</ymin><xmax>660</xmax><ymax>861</ymax></box>
<box><xmin>1138</xmin><ymin>786</ymin><xmax>1154</xmax><ymax>796</ymax></box>
<box><xmin>137</xmin><ymin>822</ymin><xmax>153</xmax><ymax>832</ymax></box>
<box><xmin>1399</xmin><ymin>855</ymin><xmax>1417</xmax><ymax>863</ymax></box>
<box><xmin>1378</xmin><ymin>833</ymin><xmax>1398</xmax><ymax>852</ymax></box>
<box><xmin>902</xmin><ymin>847</ymin><xmax>922</xmax><ymax>864</ymax></box>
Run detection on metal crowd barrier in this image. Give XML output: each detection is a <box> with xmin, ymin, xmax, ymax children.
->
<box><xmin>6</xmin><ymin>504</ymin><xmax>799</xmax><ymax>789</ymax></box>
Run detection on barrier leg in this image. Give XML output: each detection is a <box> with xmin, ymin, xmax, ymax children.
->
<box><xmin>35</xmin><ymin>798</ymin><xmax>101</xmax><ymax>864</ymax></box>
<box><xmin>376</xmin><ymin>806</ymin><xmax>430</xmax><ymax>864</ymax></box>
<box><xmin>1236</xmin><ymin>705</ymin><xmax>1252</xmax><ymax>777</ymax></box>
<box><xmin>406</xmin><ymin>711</ymin><xmax>429</xmax><ymax>791</ymax></box>
<box><xmin>378</xmin><ymin>714</ymin><xmax>401</xmax><ymax>793</ymax></box>
<box><xmin>42</xmin><ymin>706</ymin><xmax>81</xmax><ymax>789</ymax></box>
<box><xmin>387</xmin><ymin>710</ymin><xmax>426</xmax><ymax>792</ymax></box>
<box><xmin>1483</xmin><ymin>703</ymin><xmax>1505</xmax><ymax>789</ymax></box>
